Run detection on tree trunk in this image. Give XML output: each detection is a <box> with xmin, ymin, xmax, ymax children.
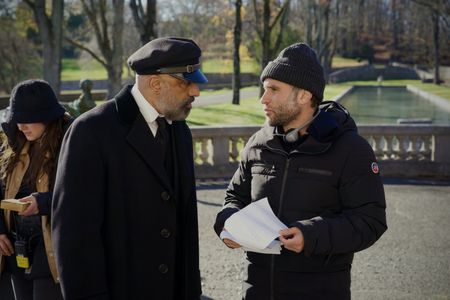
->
<box><xmin>254</xmin><ymin>0</ymin><xmax>290</xmax><ymax>96</ymax></box>
<box><xmin>77</xmin><ymin>0</ymin><xmax>125</xmax><ymax>98</ymax></box>
<box><xmin>25</xmin><ymin>0</ymin><xmax>64</xmax><ymax>95</ymax></box>
<box><xmin>432</xmin><ymin>11</ymin><xmax>440</xmax><ymax>85</ymax></box>
<box><xmin>130</xmin><ymin>0</ymin><xmax>157</xmax><ymax>45</ymax></box>
<box><xmin>232</xmin><ymin>0</ymin><xmax>242</xmax><ymax>105</ymax></box>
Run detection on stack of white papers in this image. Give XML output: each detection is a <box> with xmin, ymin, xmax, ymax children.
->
<box><xmin>220</xmin><ymin>198</ymin><xmax>287</xmax><ymax>254</ymax></box>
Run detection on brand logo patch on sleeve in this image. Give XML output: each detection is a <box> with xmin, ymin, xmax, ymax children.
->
<box><xmin>371</xmin><ymin>162</ymin><xmax>379</xmax><ymax>174</ymax></box>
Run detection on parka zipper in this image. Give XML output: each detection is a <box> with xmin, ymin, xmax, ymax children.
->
<box><xmin>270</xmin><ymin>156</ymin><xmax>291</xmax><ymax>300</ymax></box>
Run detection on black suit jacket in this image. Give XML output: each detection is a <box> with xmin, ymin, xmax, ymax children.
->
<box><xmin>52</xmin><ymin>86</ymin><xmax>201</xmax><ymax>300</ymax></box>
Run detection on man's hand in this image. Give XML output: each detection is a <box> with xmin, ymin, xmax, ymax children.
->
<box><xmin>223</xmin><ymin>238</ymin><xmax>242</xmax><ymax>249</ymax></box>
<box><xmin>221</xmin><ymin>229</ymin><xmax>242</xmax><ymax>249</ymax></box>
<box><xmin>0</xmin><ymin>234</ymin><xmax>14</xmax><ymax>256</ymax></box>
<box><xmin>279</xmin><ymin>227</ymin><xmax>304</xmax><ymax>253</ymax></box>
<box><xmin>18</xmin><ymin>195</ymin><xmax>39</xmax><ymax>216</ymax></box>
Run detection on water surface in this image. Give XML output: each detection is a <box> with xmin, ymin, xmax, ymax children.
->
<box><xmin>338</xmin><ymin>86</ymin><xmax>450</xmax><ymax>124</ymax></box>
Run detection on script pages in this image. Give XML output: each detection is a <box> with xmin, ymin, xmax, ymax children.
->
<box><xmin>220</xmin><ymin>198</ymin><xmax>287</xmax><ymax>254</ymax></box>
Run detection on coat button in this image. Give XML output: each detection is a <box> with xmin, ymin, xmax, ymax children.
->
<box><xmin>158</xmin><ymin>264</ymin><xmax>168</xmax><ymax>274</ymax></box>
<box><xmin>161</xmin><ymin>191</ymin><xmax>170</xmax><ymax>201</ymax></box>
<box><xmin>160</xmin><ymin>228</ymin><xmax>171</xmax><ymax>238</ymax></box>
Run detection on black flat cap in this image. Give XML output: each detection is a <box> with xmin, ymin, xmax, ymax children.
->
<box><xmin>127</xmin><ymin>37</ymin><xmax>208</xmax><ymax>83</ymax></box>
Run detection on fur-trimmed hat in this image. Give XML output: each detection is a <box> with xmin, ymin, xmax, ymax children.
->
<box><xmin>260</xmin><ymin>43</ymin><xmax>325</xmax><ymax>101</ymax></box>
<box><xmin>9</xmin><ymin>79</ymin><xmax>65</xmax><ymax>123</ymax></box>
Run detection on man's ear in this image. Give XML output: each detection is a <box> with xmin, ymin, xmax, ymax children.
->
<box><xmin>298</xmin><ymin>89</ymin><xmax>313</xmax><ymax>105</ymax></box>
<box><xmin>148</xmin><ymin>75</ymin><xmax>162</xmax><ymax>94</ymax></box>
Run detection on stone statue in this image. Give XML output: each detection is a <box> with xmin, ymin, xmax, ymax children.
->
<box><xmin>68</xmin><ymin>79</ymin><xmax>96</xmax><ymax>117</ymax></box>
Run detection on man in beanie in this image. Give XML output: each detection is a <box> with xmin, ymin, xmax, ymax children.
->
<box><xmin>52</xmin><ymin>37</ymin><xmax>207</xmax><ymax>300</ymax></box>
<box><xmin>214</xmin><ymin>43</ymin><xmax>387</xmax><ymax>299</ymax></box>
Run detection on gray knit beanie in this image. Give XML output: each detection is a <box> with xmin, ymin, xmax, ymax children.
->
<box><xmin>260</xmin><ymin>43</ymin><xmax>325</xmax><ymax>101</ymax></box>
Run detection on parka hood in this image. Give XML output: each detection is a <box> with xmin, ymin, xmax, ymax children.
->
<box><xmin>308</xmin><ymin>101</ymin><xmax>357</xmax><ymax>143</ymax></box>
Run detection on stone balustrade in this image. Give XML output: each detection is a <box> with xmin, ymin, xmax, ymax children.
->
<box><xmin>191</xmin><ymin>125</ymin><xmax>450</xmax><ymax>179</ymax></box>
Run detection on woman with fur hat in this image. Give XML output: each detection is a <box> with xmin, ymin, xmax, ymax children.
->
<box><xmin>0</xmin><ymin>79</ymin><xmax>71</xmax><ymax>300</ymax></box>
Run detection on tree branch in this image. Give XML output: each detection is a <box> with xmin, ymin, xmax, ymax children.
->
<box><xmin>64</xmin><ymin>36</ymin><xmax>107</xmax><ymax>67</ymax></box>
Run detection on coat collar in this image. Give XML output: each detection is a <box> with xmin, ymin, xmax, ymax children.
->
<box><xmin>114</xmin><ymin>85</ymin><xmax>173</xmax><ymax>193</ymax></box>
<box><xmin>254</xmin><ymin>110</ymin><xmax>345</xmax><ymax>155</ymax></box>
<box><xmin>256</xmin><ymin>124</ymin><xmax>332</xmax><ymax>155</ymax></box>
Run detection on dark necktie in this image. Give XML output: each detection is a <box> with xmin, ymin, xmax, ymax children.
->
<box><xmin>155</xmin><ymin>116</ymin><xmax>169</xmax><ymax>161</ymax></box>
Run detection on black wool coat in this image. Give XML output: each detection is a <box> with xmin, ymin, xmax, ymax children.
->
<box><xmin>52</xmin><ymin>86</ymin><xmax>201</xmax><ymax>300</ymax></box>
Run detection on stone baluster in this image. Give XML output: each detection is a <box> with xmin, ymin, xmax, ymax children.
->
<box><xmin>422</xmin><ymin>135</ymin><xmax>435</xmax><ymax>161</ymax></box>
<box><xmin>199</xmin><ymin>138</ymin><xmax>210</xmax><ymax>165</ymax></box>
<box><xmin>383</xmin><ymin>135</ymin><xmax>394</xmax><ymax>160</ymax></box>
<box><xmin>409</xmin><ymin>135</ymin><xmax>421</xmax><ymax>160</ymax></box>
<box><xmin>397</xmin><ymin>134</ymin><xmax>410</xmax><ymax>160</ymax></box>
<box><xmin>229</xmin><ymin>137</ymin><xmax>239</xmax><ymax>162</ymax></box>
<box><xmin>372</xmin><ymin>135</ymin><xmax>384</xmax><ymax>160</ymax></box>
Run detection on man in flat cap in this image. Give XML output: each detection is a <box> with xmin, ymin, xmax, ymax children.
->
<box><xmin>52</xmin><ymin>37</ymin><xmax>208</xmax><ymax>300</ymax></box>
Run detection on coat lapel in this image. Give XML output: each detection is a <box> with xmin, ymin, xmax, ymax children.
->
<box><xmin>115</xmin><ymin>85</ymin><xmax>172</xmax><ymax>193</ymax></box>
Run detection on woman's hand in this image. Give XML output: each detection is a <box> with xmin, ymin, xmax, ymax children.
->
<box><xmin>18</xmin><ymin>195</ymin><xmax>39</xmax><ymax>216</ymax></box>
<box><xmin>0</xmin><ymin>234</ymin><xmax>14</xmax><ymax>256</ymax></box>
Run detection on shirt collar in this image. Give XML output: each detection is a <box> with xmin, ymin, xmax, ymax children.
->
<box><xmin>131</xmin><ymin>84</ymin><xmax>172</xmax><ymax>124</ymax></box>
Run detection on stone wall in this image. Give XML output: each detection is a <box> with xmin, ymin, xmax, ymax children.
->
<box><xmin>328</xmin><ymin>64</ymin><xmax>420</xmax><ymax>83</ymax></box>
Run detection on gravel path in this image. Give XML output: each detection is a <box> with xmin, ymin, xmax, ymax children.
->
<box><xmin>197</xmin><ymin>181</ymin><xmax>450</xmax><ymax>300</ymax></box>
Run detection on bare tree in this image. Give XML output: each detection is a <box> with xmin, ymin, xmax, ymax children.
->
<box><xmin>66</xmin><ymin>0</ymin><xmax>125</xmax><ymax>97</ymax></box>
<box><xmin>129</xmin><ymin>0</ymin><xmax>157</xmax><ymax>45</ymax></box>
<box><xmin>23</xmin><ymin>0</ymin><xmax>64</xmax><ymax>94</ymax></box>
<box><xmin>232</xmin><ymin>0</ymin><xmax>242</xmax><ymax>105</ymax></box>
<box><xmin>304</xmin><ymin>0</ymin><xmax>334</xmax><ymax>76</ymax></box>
<box><xmin>411</xmin><ymin>0</ymin><xmax>449</xmax><ymax>84</ymax></box>
<box><xmin>252</xmin><ymin>0</ymin><xmax>290</xmax><ymax>95</ymax></box>
<box><xmin>0</xmin><ymin>9</ymin><xmax>41</xmax><ymax>93</ymax></box>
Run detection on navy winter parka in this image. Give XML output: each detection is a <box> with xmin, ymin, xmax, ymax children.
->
<box><xmin>214</xmin><ymin>101</ymin><xmax>387</xmax><ymax>298</ymax></box>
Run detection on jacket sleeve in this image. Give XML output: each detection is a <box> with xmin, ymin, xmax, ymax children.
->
<box><xmin>52</xmin><ymin>119</ymin><xmax>109</xmax><ymax>300</ymax></box>
<box><xmin>32</xmin><ymin>192</ymin><xmax>51</xmax><ymax>216</ymax></box>
<box><xmin>293</xmin><ymin>136</ymin><xmax>387</xmax><ymax>257</ymax></box>
<box><xmin>213</xmin><ymin>136</ymin><xmax>254</xmax><ymax>236</ymax></box>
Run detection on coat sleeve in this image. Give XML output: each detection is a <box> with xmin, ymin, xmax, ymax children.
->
<box><xmin>213</xmin><ymin>136</ymin><xmax>254</xmax><ymax>236</ymax></box>
<box><xmin>52</xmin><ymin>119</ymin><xmax>109</xmax><ymax>300</ymax></box>
<box><xmin>293</xmin><ymin>136</ymin><xmax>387</xmax><ymax>257</ymax></box>
<box><xmin>32</xmin><ymin>192</ymin><xmax>51</xmax><ymax>216</ymax></box>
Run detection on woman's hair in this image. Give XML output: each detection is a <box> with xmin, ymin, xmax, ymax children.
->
<box><xmin>0</xmin><ymin>113</ymin><xmax>70</xmax><ymax>189</ymax></box>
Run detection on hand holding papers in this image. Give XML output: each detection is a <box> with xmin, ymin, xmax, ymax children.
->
<box><xmin>220</xmin><ymin>198</ymin><xmax>287</xmax><ymax>254</ymax></box>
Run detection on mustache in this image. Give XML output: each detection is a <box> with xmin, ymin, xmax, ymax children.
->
<box><xmin>183</xmin><ymin>96</ymin><xmax>195</xmax><ymax>106</ymax></box>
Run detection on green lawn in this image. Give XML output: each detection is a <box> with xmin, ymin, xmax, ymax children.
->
<box><xmin>332</xmin><ymin>56</ymin><xmax>368</xmax><ymax>68</ymax></box>
<box><xmin>202</xmin><ymin>57</ymin><xmax>260</xmax><ymax>74</ymax></box>
<box><xmin>61</xmin><ymin>55</ymin><xmax>365</xmax><ymax>80</ymax></box>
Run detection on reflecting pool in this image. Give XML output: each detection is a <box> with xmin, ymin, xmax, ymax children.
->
<box><xmin>338</xmin><ymin>86</ymin><xmax>450</xmax><ymax>124</ymax></box>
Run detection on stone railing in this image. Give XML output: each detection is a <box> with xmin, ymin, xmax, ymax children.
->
<box><xmin>192</xmin><ymin>125</ymin><xmax>450</xmax><ymax>179</ymax></box>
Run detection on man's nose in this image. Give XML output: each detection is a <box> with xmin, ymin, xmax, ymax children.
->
<box><xmin>260</xmin><ymin>91</ymin><xmax>269</xmax><ymax>104</ymax></box>
<box><xmin>189</xmin><ymin>84</ymin><xmax>200</xmax><ymax>97</ymax></box>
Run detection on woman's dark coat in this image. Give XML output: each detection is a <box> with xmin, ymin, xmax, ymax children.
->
<box><xmin>52</xmin><ymin>86</ymin><xmax>201</xmax><ymax>300</ymax></box>
<box><xmin>214</xmin><ymin>101</ymin><xmax>387</xmax><ymax>299</ymax></box>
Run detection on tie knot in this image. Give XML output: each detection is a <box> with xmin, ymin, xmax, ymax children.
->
<box><xmin>156</xmin><ymin>117</ymin><xmax>167</xmax><ymax>131</ymax></box>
